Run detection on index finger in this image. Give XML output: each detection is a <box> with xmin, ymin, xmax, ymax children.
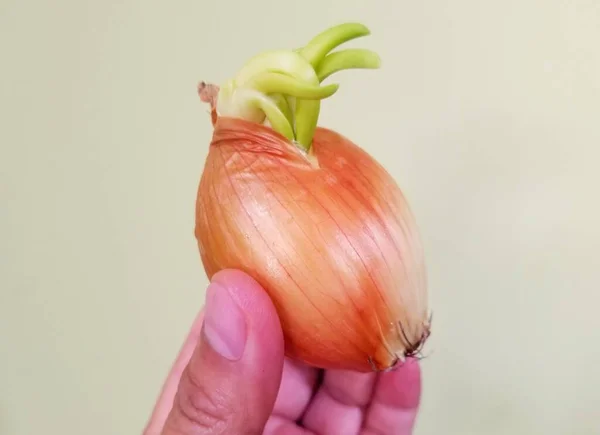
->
<box><xmin>362</xmin><ymin>358</ymin><xmax>421</xmax><ymax>435</ymax></box>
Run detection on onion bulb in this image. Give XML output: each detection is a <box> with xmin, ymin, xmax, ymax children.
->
<box><xmin>194</xmin><ymin>22</ymin><xmax>430</xmax><ymax>372</ymax></box>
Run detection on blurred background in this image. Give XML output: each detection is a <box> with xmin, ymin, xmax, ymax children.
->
<box><xmin>1</xmin><ymin>0</ymin><xmax>599</xmax><ymax>434</ymax></box>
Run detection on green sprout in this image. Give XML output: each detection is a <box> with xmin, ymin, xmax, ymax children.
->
<box><xmin>219</xmin><ymin>22</ymin><xmax>381</xmax><ymax>152</ymax></box>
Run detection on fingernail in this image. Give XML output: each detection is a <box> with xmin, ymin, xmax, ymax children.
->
<box><xmin>203</xmin><ymin>282</ymin><xmax>247</xmax><ymax>360</ymax></box>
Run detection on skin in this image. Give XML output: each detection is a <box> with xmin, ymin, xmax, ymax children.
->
<box><xmin>143</xmin><ymin>269</ymin><xmax>422</xmax><ymax>435</ymax></box>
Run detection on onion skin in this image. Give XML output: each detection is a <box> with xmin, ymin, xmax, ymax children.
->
<box><xmin>195</xmin><ymin>116</ymin><xmax>429</xmax><ymax>372</ymax></box>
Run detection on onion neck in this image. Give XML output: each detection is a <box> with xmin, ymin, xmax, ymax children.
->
<box><xmin>200</xmin><ymin>22</ymin><xmax>381</xmax><ymax>153</ymax></box>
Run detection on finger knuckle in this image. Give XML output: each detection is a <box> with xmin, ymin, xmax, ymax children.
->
<box><xmin>175</xmin><ymin>367</ymin><xmax>237</xmax><ymax>431</ymax></box>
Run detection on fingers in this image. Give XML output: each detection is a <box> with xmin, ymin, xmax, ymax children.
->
<box><xmin>362</xmin><ymin>358</ymin><xmax>422</xmax><ymax>435</ymax></box>
<box><xmin>271</xmin><ymin>358</ymin><xmax>319</xmax><ymax>421</ymax></box>
<box><xmin>302</xmin><ymin>370</ymin><xmax>378</xmax><ymax>435</ymax></box>
<box><xmin>144</xmin><ymin>309</ymin><xmax>205</xmax><ymax>434</ymax></box>
<box><xmin>299</xmin><ymin>360</ymin><xmax>422</xmax><ymax>435</ymax></box>
<box><xmin>160</xmin><ymin>269</ymin><xmax>285</xmax><ymax>435</ymax></box>
<box><xmin>263</xmin><ymin>416</ymin><xmax>313</xmax><ymax>435</ymax></box>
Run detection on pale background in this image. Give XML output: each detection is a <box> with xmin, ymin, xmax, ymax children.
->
<box><xmin>1</xmin><ymin>0</ymin><xmax>599</xmax><ymax>434</ymax></box>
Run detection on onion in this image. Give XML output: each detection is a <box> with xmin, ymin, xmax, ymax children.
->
<box><xmin>194</xmin><ymin>23</ymin><xmax>430</xmax><ymax>372</ymax></box>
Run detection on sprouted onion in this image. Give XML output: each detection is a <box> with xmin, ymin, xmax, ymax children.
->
<box><xmin>195</xmin><ymin>22</ymin><xmax>430</xmax><ymax>372</ymax></box>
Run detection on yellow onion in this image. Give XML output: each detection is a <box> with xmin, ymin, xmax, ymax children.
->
<box><xmin>194</xmin><ymin>23</ymin><xmax>430</xmax><ymax>372</ymax></box>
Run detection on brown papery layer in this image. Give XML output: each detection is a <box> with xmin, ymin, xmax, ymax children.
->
<box><xmin>195</xmin><ymin>117</ymin><xmax>429</xmax><ymax>372</ymax></box>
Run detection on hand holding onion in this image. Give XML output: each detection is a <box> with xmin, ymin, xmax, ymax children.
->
<box><xmin>145</xmin><ymin>270</ymin><xmax>422</xmax><ymax>434</ymax></box>
<box><xmin>145</xmin><ymin>28</ymin><xmax>428</xmax><ymax>431</ymax></box>
<box><xmin>195</xmin><ymin>23</ymin><xmax>431</xmax><ymax>372</ymax></box>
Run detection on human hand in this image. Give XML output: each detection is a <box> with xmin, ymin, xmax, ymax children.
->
<box><xmin>144</xmin><ymin>270</ymin><xmax>422</xmax><ymax>435</ymax></box>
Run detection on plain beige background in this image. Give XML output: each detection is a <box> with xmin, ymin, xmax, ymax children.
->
<box><xmin>2</xmin><ymin>0</ymin><xmax>599</xmax><ymax>434</ymax></box>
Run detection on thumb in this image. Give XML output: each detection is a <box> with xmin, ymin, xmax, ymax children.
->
<box><xmin>161</xmin><ymin>269</ymin><xmax>285</xmax><ymax>435</ymax></box>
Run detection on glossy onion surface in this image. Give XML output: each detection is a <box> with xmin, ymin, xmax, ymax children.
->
<box><xmin>195</xmin><ymin>117</ymin><xmax>429</xmax><ymax>372</ymax></box>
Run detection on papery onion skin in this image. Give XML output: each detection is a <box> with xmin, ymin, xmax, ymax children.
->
<box><xmin>195</xmin><ymin>116</ymin><xmax>429</xmax><ymax>372</ymax></box>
